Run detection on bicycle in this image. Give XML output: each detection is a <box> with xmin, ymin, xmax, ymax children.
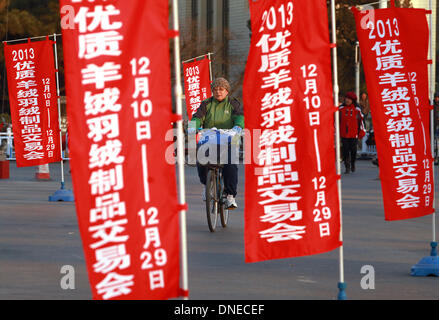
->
<box><xmin>205</xmin><ymin>164</ymin><xmax>229</xmax><ymax>232</ymax></box>
<box><xmin>197</xmin><ymin>128</ymin><xmax>240</xmax><ymax>232</ymax></box>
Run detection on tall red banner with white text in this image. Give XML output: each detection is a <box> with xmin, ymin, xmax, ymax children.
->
<box><xmin>244</xmin><ymin>0</ymin><xmax>341</xmax><ymax>263</ymax></box>
<box><xmin>60</xmin><ymin>0</ymin><xmax>181</xmax><ymax>299</ymax></box>
<box><xmin>4</xmin><ymin>39</ymin><xmax>61</xmax><ymax>167</ymax></box>
<box><xmin>352</xmin><ymin>6</ymin><xmax>434</xmax><ymax>221</ymax></box>
<box><xmin>183</xmin><ymin>57</ymin><xmax>212</xmax><ymax>120</ymax></box>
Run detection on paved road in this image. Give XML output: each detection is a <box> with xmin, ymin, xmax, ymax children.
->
<box><xmin>0</xmin><ymin>159</ymin><xmax>438</xmax><ymax>300</ymax></box>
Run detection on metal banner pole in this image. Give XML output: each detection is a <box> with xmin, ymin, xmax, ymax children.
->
<box><xmin>330</xmin><ymin>0</ymin><xmax>347</xmax><ymax>300</ymax></box>
<box><xmin>355</xmin><ymin>41</ymin><xmax>361</xmax><ymax>101</ymax></box>
<box><xmin>379</xmin><ymin>0</ymin><xmax>387</xmax><ymax>8</ymax></box>
<box><xmin>182</xmin><ymin>53</ymin><xmax>213</xmax><ymax>64</ymax></box>
<box><xmin>429</xmin><ymin>0</ymin><xmax>437</xmax><ymax>253</ymax></box>
<box><xmin>172</xmin><ymin>0</ymin><xmax>189</xmax><ymax>300</ymax></box>
<box><xmin>208</xmin><ymin>52</ymin><xmax>213</xmax><ymax>83</ymax></box>
<box><xmin>410</xmin><ymin>0</ymin><xmax>439</xmax><ymax>277</ymax></box>
<box><xmin>54</xmin><ymin>33</ymin><xmax>65</xmax><ymax>187</ymax></box>
<box><xmin>1</xmin><ymin>34</ymin><xmax>62</xmax><ymax>45</ymax></box>
<box><xmin>49</xmin><ymin>33</ymin><xmax>74</xmax><ymax>202</ymax></box>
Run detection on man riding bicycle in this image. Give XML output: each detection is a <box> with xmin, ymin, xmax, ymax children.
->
<box><xmin>188</xmin><ymin>77</ymin><xmax>244</xmax><ymax>210</ymax></box>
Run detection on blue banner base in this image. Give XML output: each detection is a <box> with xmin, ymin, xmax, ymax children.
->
<box><xmin>49</xmin><ymin>183</ymin><xmax>74</xmax><ymax>202</ymax></box>
<box><xmin>411</xmin><ymin>242</ymin><xmax>439</xmax><ymax>277</ymax></box>
<box><xmin>337</xmin><ymin>282</ymin><xmax>347</xmax><ymax>300</ymax></box>
<box><xmin>411</xmin><ymin>256</ymin><xmax>439</xmax><ymax>277</ymax></box>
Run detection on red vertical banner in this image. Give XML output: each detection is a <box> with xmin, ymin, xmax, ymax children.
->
<box><xmin>59</xmin><ymin>0</ymin><xmax>181</xmax><ymax>299</ymax></box>
<box><xmin>243</xmin><ymin>0</ymin><xmax>341</xmax><ymax>263</ymax></box>
<box><xmin>4</xmin><ymin>39</ymin><xmax>61</xmax><ymax>167</ymax></box>
<box><xmin>352</xmin><ymin>6</ymin><xmax>434</xmax><ymax>221</ymax></box>
<box><xmin>182</xmin><ymin>57</ymin><xmax>212</xmax><ymax>120</ymax></box>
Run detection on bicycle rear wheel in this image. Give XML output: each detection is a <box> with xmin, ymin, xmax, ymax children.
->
<box><xmin>218</xmin><ymin>171</ymin><xmax>229</xmax><ymax>228</ymax></box>
<box><xmin>205</xmin><ymin>169</ymin><xmax>218</xmax><ymax>232</ymax></box>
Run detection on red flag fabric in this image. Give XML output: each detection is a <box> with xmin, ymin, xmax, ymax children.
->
<box><xmin>59</xmin><ymin>0</ymin><xmax>180</xmax><ymax>299</ymax></box>
<box><xmin>4</xmin><ymin>39</ymin><xmax>61</xmax><ymax>167</ymax></box>
<box><xmin>243</xmin><ymin>0</ymin><xmax>341</xmax><ymax>263</ymax></box>
<box><xmin>352</xmin><ymin>6</ymin><xmax>434</xmax><ymax>221</ymax></box>
<box><xmin>182</xmin><ymin>57</ymin><xmax>212</xmax><ymax>120</ymax></box>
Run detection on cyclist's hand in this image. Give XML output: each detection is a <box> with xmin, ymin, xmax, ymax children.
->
<box><xmin>187</xmin><ymin>127</ymin><xmax>196</xmax><ymax>135</ymax></box>
<box><xmin>232</xmin><ymin>126</ymin><xmax>243</xmax><ymax>134</ymax></box>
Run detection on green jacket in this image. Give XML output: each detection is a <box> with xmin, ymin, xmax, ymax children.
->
<box><xmin>191</xmin><ymin>96</ymin><xmax>244</xmax><ymax>130</ymax></box>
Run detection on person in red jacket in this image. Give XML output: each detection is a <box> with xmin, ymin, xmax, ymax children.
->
<box><xmin>339</xmin><ymin>92</ymin><xmax>365</xmax><ymax>174</ymax></box>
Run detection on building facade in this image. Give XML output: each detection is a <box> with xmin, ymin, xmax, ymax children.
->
<box><xmin>178</xmin><ymin>0</ymin><xmax>251</xmax><ymax>97</ymax></box>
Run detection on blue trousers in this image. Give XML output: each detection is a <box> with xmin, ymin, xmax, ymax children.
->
<box><xmin>197</xmin><ymin>163</ymin><xmax>238</xmax><ymax>197</ymax></box>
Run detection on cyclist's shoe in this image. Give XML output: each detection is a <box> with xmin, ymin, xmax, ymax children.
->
<box><xmin>226</xmin><ymin>195</ymin><xmax>237</xmax><ymax>210</ymax></box>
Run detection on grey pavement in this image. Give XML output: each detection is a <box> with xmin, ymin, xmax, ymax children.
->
<box><xmin>0</xmin><ymin>159</ymin><xmax>438</xmax><ymax>300</ymax></box>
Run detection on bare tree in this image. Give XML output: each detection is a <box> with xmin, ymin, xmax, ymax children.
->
<box><xmin>178</xmin><ymin>17</ymin><xmax>245</xmax><ymax>97</ymax></box>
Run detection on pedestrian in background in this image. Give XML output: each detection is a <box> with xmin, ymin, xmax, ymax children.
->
<box><xmin>339</xmin><ymin>92</ymin><xmax>365</xmax><ymax>174</ymax></box>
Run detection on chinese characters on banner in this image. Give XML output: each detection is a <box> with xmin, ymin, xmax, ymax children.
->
<box><xmin>243</xmin><ymin>0</ymin><xmax>341</xmax><ymax>263</ymax></box>
<box><xmin>352</xmin><ymin>7</ymin><xmax>434</xmax><ymax>221</ymax></box>
<box><xmin>4</xmin><ymin>39</ymin><xmax>61</xmax><ymax>167</ymax></box>
<box><xmin>59</xmin><ymin>0</ymin><xmax>181</xmax><ymax>299</ymax></box>
<box><xmin>182</xmin><ymin>57</ymin><xmax>212</xmax><ymax>120</ymax></box>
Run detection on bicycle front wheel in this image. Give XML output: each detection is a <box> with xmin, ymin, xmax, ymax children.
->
<box><xmin>206</xmin><ymin>169</ymin><xmax>218</xmax><ymax>232</ymax></box>
<box><xmin>218</xmin><ymin>172</ymin><xmax>229</xmax><ymax>228</ymax></box>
